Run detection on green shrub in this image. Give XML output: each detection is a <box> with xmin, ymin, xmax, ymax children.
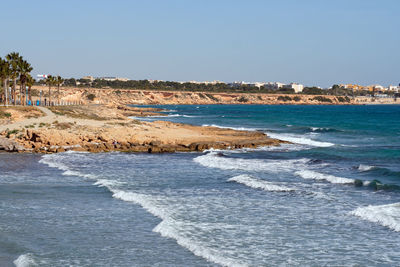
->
<box><xmin>277</xmin><ymin>96</ymin><xmax>292</xmax><ymax>101</ymax></box>
<box><xmin>6</xmin><ymin>129</ymin><xmax>18</xmax><ymax>138</ymax></box>
<box><xmin>313</xmin><ymin>96</ymin><xmax>332</xmax><ymax>103</ymax></box>
<box><xmin>293</xmin><ymin>96</ymin><xmax>301</xmax><ymax>102</ymax></box>
<box><xmin>205</xmin><ymin>94</ymin><xmax>219</xmax><ymax>102</ymax></box>
<box><xmin>87</xmin><ymin>94</ymin><xmax>96</xmax><ymax>101</ymax></box>
<box><xmin>0</xmin><ymin>111</ymin><xmax>11</xmax><ymax>119</ymax></box>
<box><xmin>238</xmin><ymin>96</ymin><xmax>249</xmax><ymax>103</ymax></box>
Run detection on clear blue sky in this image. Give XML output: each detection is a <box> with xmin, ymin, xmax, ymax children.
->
<box><xmin>1</xmin><ymin>0</ymin><xmax>399</xmax><ymax>87</ymax></box>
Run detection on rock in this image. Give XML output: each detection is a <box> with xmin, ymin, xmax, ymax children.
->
<box><xmin>0</xmin><ymin>136</ymin><xmax>26</xmax><ymax>152</ymax></box>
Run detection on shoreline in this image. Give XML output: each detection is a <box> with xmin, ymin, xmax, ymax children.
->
<box><xmin>0</xmin><ymin>104</ymin><xmax>287</xmax><ymax>154</ymax></box>
<box><xmin>30</xmin><ymin>85</ymin><xmax>400</xmax><ymax>106</ymax></box>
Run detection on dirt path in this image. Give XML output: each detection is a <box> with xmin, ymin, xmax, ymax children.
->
<box><xmin>0</xmin><ymin>106</ymin><xmax>107</xmax><ymax>132</ymax></box>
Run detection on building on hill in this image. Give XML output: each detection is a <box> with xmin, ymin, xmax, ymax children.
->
<box><xmin>283</xmin><ymin>83</ymin><xmax>304</xmax><ymax>93</ymax></box>
<box><xmin>264</xmin><ymin>82</ymin><xmax>285</xmax><ymax>90</ymax></box>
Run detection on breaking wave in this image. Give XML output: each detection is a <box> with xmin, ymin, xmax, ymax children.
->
<box><xmin>39</xmin><ymin>154</ymin><xmax>97</xmax><ymax>180</ymax></box>
<box><xmin>42</xmin><ymin>153</ymin><xmax>248</xmax><ymax>267</ymax></box>
<box><xmin>358</xmin><ymin>164</ymin><xmax>376</xmax><ymax>172</ymax></box>
<box><xmin>13</xmin><ymin>253</ymin><xmax>37</xmax><ymax>267</ymax></box>
<box><xmin>295</xmin><ymin>170</ymin><xmax>355</xmax><ymax>184</ymax></box>
<box><xmin>265</xmin><ymin>132</ymin><xmax>335</xmax><ymax>147</ymax></box>
<box><xmin>350</xmin><ymin>202</ymin><xmax>400</xmax><ymax>232</ymax></box>
<box><xmin>194</xmin><ymin>152</ymin><xmax>309</xmax><ymax>173</ymax></box>
<box><xmin>228</xmin><ymin>174</ymin><xmax>294</xmax><ymax>192</ymax></box>
<box><xmin>202</xmin><ymin>124</ymin><xmax>258</xmax><ymax>132</ymax></box>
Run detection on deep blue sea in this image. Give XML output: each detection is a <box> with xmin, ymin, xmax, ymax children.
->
<box><xmin>1</xmin><ymin>105</ymin><xmax>400</xmax><ymax>267</ymax></box>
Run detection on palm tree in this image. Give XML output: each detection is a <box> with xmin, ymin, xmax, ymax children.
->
<box><xmin>0</xmin><ymin>57</ymin><xmax>10</xmax><ymax>106</ymax></box>
<box><xmin>45</xmin><ymin>75</ymin><xmax>55</xmax><ymax>106</ymax></box>
<box><xmin>26</xmin><ymin>74</ymin><xmax>34</xmax><ymax>103</ymax></box>
<box><xmin>6</xmin><ymin>52</ymin><xmax>21</xmax><ymax>105</ymax></box>
<box><xmin>17</xmin><ymin>59</ymin><xmax>33</xmax><ymax>106</ymax></box>
<box><xmin>55</xmin><ymin>76</ymin><xmax>64</xmax><ymax>105</ymax></box>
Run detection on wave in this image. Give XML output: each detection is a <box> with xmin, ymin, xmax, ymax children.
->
<box><xmin>201</xmin><ymin>124</ymin><xmax>258</xmax><ymax>132</ymax></box>
<box><xmin>309</xmin><ymin>127</ymin><xmax>341</xmax><ymax>133</ymax></box>
<box><xmin>194</xmin><ymin>152</ymin><xmax>309</xmax><ymax>173</ymax></box>
<box><xmin>350</xmin><ymin>202</ymin><xmax>400</xmax><ymax>232</ymax></box>
<box><xmin>265</xmin><ymin>132</ymin><xmax>335</xmax><ymax>147</ymax></box>
<box><xmin>228</xmin><ymin>174</ymin><xmax>294</xmax><ymax>192</ymax></box>
<box><xmin>42</xmin><ymin>153</ymin><xmax>246</xmax><ymax>266</ymax></box>
<box><xmin>112</xmin><ymin>189</ymin><xmax>247</xmax><ymax>266</ymax></box>
<box><xmin>295</xmin><ymin>170</ymin><xmax>355</xmax><ymax>184</ymax></box>
<box><xmin>358</xmin><ymin>164</ymin><xmax>376</xmax><ymax>172</ymax></box>
<box><xmin>14</xmin><ymin>253</ymin><xmax>37</xmax><ymax>267</ymax></box>
<box><xmin>39</xmin><ymin>154</ymin><xmax>97</xmax><ymax>180</ymax></box>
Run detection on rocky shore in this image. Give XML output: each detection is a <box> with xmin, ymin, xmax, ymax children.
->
<box><xmin>0</xmin><ymin>105</ymin><xmax>285</xmax><ymax>153</ymax></box>
<box><xmin>31</xmin><ymin>85</ymin><xmax>400</xmax><ymax>106</ymax></box>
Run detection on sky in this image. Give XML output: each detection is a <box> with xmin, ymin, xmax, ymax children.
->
<box><xmin>1</xmin><ymin>0</ymin><xmax>399</xmax><ymax>87</ymax></box>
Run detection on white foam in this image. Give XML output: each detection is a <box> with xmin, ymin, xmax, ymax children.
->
<box><xmin>202</xmin><ymin>124</ymin><xmax>258</xmax><ymax>132</ymax></box>
<box><xmin>94</xmin><ymin>179</ymin><xmax>124</xmax><ymax>188</ymax></box>
<box><xmin>358</xmin><ymin>164</ymin><xmax>376</xmax><ymax>172</ymax></box>
<box><xmin>39</xmin><ymin>155</ymin><xmax>97</xmax><ymax>180</ymax></box>
<box><xmin>194</xmin><ymin>152</ymin><xmax>309</xmax><ymax>173</ymax></box>
<box><xmin>266</xmin><ymin>132</ymin><xmax>335</xmax><ymax>147</ymax></box>
<box><xmin>111</xmin><ymin>189</ymin><xmax>247</xmax><ymax>266</ymax></box>
<box><xmin>13</xmin><ymin>253</ymin><xmax>37</xmax><ymax>267</ymax></box>
<box><xmin>228</xmin><ymin>175</ymin><xmax>294</xmax><ymax>192</ymax></box>
<box><xmin>295</xmin><ymin>170</ymin><xmax>355</xmax><ymax>184</ymax></box>
<box><xmin>350</xmin><ymin>202</ymin><xmax>400</xmax><ymax>232</ymax></box>
<box><xmin>154</xmin><ymin>219</ymin><xmax>248</xmax><ymax>267</ymax></box>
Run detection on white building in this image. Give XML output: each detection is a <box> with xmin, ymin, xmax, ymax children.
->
<box><xmin>265</xmin><ymin>82</ymin><xmax>285</xmax><ymax>90</ymax></box>
<box><xmin>283</xmin><ymin>83</ymin><xmax>304</xmax><ymax>93</ymax></box>
<box><xmin>388</xmin><ymin>85</ymin><xmax>400</xmax><ymax>92</ymax></box>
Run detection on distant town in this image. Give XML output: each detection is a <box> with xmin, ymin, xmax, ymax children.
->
<box><xmin>35</xmin><ymin>74</ymin><xmax>400</xmax><ymax>97</ymax></box>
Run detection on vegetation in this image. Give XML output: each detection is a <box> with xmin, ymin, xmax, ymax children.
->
<box><xmin>0</xmin><ymin>52</ymin><xmax>33</xmax><ymax>105</ymax></box>
<box><xmin>337</xmin><ymin>96</ymin><xmax>351</xmax><ymax>103</ymax></box>
<box><xmin>237</xmin><ymin>96</ymin><xmax>249</xmax><ymax>103</ymax></box>
<box><xmin>6</xmin><ymin>129</ymin><xmax>19</xmax><ymax>138</ymax></box>
<box><xmin>87</xmin><ymin>93</ymin><xmax>96</xmax><ymax>101</ymax></box>
<box><xmin>205</xmin><ymin>93</ymin><xmax>219</xmax><ymax>102</ymax></box>
<box><xmin>277</xmin><ymin>96</ymin><xmax>292</xmax><ymax>101</ymax></box>
<box><xmin>313</xmin><ymin>96</ymin><xmax>332</xmax><ymax>103</ymax></box>
<box><xmin>293</xmin><ymin>96</ymin><xmax>301</xmax><ymax>102</ymax></box>
<box><xmin>0</xmin><ymin>110</ymin><xmax>12</xmax><ymax>118</ymax></box>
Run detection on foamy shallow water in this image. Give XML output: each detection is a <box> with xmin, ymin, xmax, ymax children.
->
<box><xmin>1</xmin><ymin>105</ymin><xmax>400</xmax><ymax>266</ymax></box>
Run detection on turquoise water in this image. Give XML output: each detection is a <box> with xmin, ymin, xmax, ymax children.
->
<box><xmin>1</xmin><ymin>105</ymin><xmax>400</xmax><ymax>266</ymax></box>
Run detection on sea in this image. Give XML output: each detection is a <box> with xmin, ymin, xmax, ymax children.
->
<box><xmin>1</xmin><ymin>104</ymin><xmax>400</xmax><ymax>267</ymax></box>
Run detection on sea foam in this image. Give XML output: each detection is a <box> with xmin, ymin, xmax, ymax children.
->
<box><xmin>295</xmin><ymin>170</ymin><xmax>355</xmax><ymax>184</ymax></box>
<box><xmin>194</xmin><ymin>152</ymin><xmax>309</xmax><ymax>172</ymax></box>
<box><xmin>350</xmin><ymin>202</ymin><xmax>400</xmax><ymax>232</ymax></box>
<box><xmin>266</xmin><ymin>132</ymin><xmax>335</xmax><ymax>147</ymax></box>
<box><xmin>358</xmin><ymin>164</ymin><xmax>376</xmax><ymax>172</ymax></box>
<box><xmin>13</xmin><ymin>253</ymin><xmax>37</xmax><ymax>267</ymax></box>
<box><xmin>39</xmin><ymin>154</ymin><xmax>97</xmax><ymax>179</ymax></box>
<box><xmin>228</xmin><ymin>174</ymin><xmax>294</xmax><ymax>192</ymax></box>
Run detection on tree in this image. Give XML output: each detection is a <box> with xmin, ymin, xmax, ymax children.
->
<box><xmin>17</xmin><ymin>58</ymin><xmax>33</xmax><ymax>105</ymax></box>
<box><xmin>6</xmin><ymin>52</ymin><xmax>21</xmax><ymax>105</ymax></box>
<box><xmin>55</xmin><ymin>76</ymin><xmax>64</xmax><ymax>105</ymax></box>
<box><xmin>0</xmin><ymin>57</ymin><xmax>10</xmax><ymax>106</ymax></box>
<box><xmin>45</xmin><ymin>75</ymin><xmax>55</xmax><ymax>106</ymax></box>
<box><xmin>26</xmin><ymin>74</ymin><xmax>34</xmax><ymax>103</ymax></box>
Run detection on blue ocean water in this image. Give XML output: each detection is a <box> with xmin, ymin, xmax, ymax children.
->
<box><xmin>1</xmin><ymin>105</ymin><xmax>400</xmax><ymax>266</ymax></box>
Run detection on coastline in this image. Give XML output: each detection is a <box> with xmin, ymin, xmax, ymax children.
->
<box><xmin>0</xmin><ymin>104</ymin><xmax>285</xmax><ymax>153</ymax></box>
<box><xmin>31</xmin><ymin>85</ymin><xmax>400</xmax><ymax>105</ymax></box>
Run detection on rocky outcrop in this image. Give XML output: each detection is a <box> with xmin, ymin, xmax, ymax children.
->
<box><xmin>0</xmin><ymin>136</ymin><xmax>27</xmax><ymax>152</ymax></box>
<box><xmin>4</xmin><ymin>123</ymin><xmax>286</xmax><ymax>154</ymax></box>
